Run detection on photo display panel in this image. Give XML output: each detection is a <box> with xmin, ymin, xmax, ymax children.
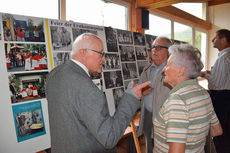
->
<box><xmin>0</xmin><ymin>12</ymin><xmax>185</xmax><ymax>152</ymax></box>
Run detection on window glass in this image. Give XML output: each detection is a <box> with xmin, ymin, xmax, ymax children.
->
<box><xmin>66</xmin><ymin>0</ymin><xmax>128</xmax><ymax>30</ymax></box>
<box><xmin>174</xmin><ymin>22</ymin><xmax>192</xmax><ymax>44</ymax></box>
<box><xmin>0</xmin><ymin>0</ymin><xmax>58</xmax><ymax>19</ymax></box>
<box><xmin>173</xmin><ymin>3</ymin><xmax>204</xmax><ymax>19</ymax></box>
<box><xmin>195</xmin><ymin>31</ymin><xmax>207</xmax><ymax>70</ymax></box>
<box><xmin>145</xmin><ymin>14</ymin><xmax>171</xmax><ymax>38</ymax></box>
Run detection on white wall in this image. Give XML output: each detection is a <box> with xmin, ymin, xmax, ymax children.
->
<box><xmin>208</xmin><ymin>3</ymin><xmax>230</xmax><ymax>69</ymax></box>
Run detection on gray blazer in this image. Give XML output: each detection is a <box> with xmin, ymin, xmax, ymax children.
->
<box><xmin>46</xmin><ymin>60</ymin><xmax>140</xmax><ymax>153</ymax></box>
<box><xmin>137</xmin><ymin>63</ymin><xmax>170</xmax><ymax>136</ymax></box>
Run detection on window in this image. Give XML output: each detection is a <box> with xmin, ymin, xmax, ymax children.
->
<box><xmin>0</xmin><ymin>0</ymin><xmax>58</xmax><ymax>19</ymax></box>
<box><xmin>173</xmin><ymin>3</ymin><xmax>205</xmax><ymax>20</ymax></box>
<box><xmin>195</xmin><ymin>31</ymin><xmax>207</xmax><ymax>70</ymax></box>
<box><xmin>66</xmin><ymin>0</ymin><xmax>128</xmax><ymax>30</ymax></box>
<box><xmin>145</xmin><ymin>14</ymin><xmax>171</xmax><ymax>38</ymax></box>
<box><xmin>174</xmin><ymin>22</ymin><xmax>192</xmax><ymax>44</ymax></box>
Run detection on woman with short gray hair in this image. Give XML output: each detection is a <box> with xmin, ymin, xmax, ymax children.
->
<box><xmin>153</xmin><ymin>44</ymin><xmax>222</xmax><ymax>153</ymax></box>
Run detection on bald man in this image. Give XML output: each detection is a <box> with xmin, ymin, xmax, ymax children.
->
<box><xmin>46</xmin><ymin>33</ymin><xmax>151</xmax><ymax>153</ymax></box>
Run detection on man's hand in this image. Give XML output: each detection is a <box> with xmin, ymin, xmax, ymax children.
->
<box><xmin>131</xmin><ymin>81</ymin><xmax>151</xmax><ymax>100</ymax></box>
<box><xmin>142</xmin><ymin>85</ymin><xmax>153</xmax><ymax>96</ymax></box>
<box><xmin>201</xmin><ymin>70</ymin><xmax>211</xmax><ymax>77</ymax></box>
<box><xmin>169</xmin><ymin>142</ymin><xmax>185</xmax><ymax>153</ymax></box>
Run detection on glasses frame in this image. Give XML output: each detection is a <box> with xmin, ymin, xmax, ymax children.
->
<box><xmin>85</xmin><ymin>48</ymin><xmax>105</xmax><ymax>57</ymax></box>
<box><xmin>151</xmin><ymin>45</ymin><xmax>168</xmax><ymax>51</ymax></box>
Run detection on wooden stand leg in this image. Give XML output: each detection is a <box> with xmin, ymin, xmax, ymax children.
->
<box><xmin>130</xmin><ymin>120</ymin><xmax>141</xmax><ymax>153</ymax></box>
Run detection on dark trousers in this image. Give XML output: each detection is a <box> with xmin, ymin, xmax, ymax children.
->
<box><xmin>143</xmin><ymin>109</ymin><xmax>154</xmax><ymax>153</ymax></box>
<box><xmin>209</xmin><ymin>90</ymin><xmax>230</xmax><ymax>153</ymax></box>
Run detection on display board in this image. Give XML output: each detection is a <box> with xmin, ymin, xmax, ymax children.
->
<box><xmin>0</xmin><ymin>12</ymin><xmax>183</xmax><ymax>153</ymax></box>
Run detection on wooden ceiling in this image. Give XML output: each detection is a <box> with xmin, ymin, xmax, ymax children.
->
<box><xmin>135</xmin><ymin>0</ymin><xmax>230</xmax><ymax>30</ymax></box>
<box><xmin>136</xmin><ymin>0</ymin><xmax>210</xmax><ymax>10</ymax></box>
<box><xmin>136</xmin><ymin>0</ymin><xmax>230</xmax><ymax>10</ymax></box>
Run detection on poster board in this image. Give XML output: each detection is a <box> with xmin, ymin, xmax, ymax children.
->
<box><xmin>0</xmin><ymin>12</ymin><xmax>183</xmax><ymax>153</ymax></box>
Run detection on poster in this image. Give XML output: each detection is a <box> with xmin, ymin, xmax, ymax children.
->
<box><xmin>12</xmin><ymin>101</ymin><xmax>46</xmax><ymax>142</ymax></box>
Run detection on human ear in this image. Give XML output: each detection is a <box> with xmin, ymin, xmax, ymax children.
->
<box><xmin>178</xmin><ymin>66</ymin><xmax>186</xmax><ymax>77</ymax></box>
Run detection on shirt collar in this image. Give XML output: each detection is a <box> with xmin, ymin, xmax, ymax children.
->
<box><xmin>151</xmin><ymin>61</ymin><xmax>167</xmax><ymax>69</ymax></box>
<box><xmin>71</xmin><ymin>59</ymin><xmax>90</xmax><ymax>77</ymax></box>
<box><xmin>218</xmin><ymin>47</ymin><xmax>230</xmax><ymax>57</ymax></box>
<box><xmin>169</xmin><ymin>79</ymin><xmax>198</xmax><ymax>94</ymax></box>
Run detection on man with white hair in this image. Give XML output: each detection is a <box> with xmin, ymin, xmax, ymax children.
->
<box><xmin>153</xmin><ymin>44</ymin><xmax>222</xmax><ymax>152</ymax></box>
<box><xmin>46</xmin><ymin>33</ymin><xmax>151</xmax><ymax>153</ymax></box>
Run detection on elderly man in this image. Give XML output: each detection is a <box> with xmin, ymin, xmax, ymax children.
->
<box><xmin>46</xmin><ymin>33</ymin><xmax>150</xmax><ymax>153</ymax></box>
<box><xmin>153</xmin><ymin>44</ymin><xmax>222</xmax><ymax>152</ymax></box>
<box><xmin>137</xmin><ymin>37</ymin><xmax>171</xmax><ymax>153</ymax></box>
<box><xmin>201</xmin><ymin>29</ymin><xmax>230</xmax><ymax>153</ymax></box>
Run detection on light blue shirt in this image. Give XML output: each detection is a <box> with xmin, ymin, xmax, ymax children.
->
<box><xmin>140</xmin><ymin>62</ymin><xmax>166</xmax><ymax>112</ymax></box>
<box><xmin>206</xmin><ymin>47</ymin><xmax>230</xmax><ymax>90</ymax></box>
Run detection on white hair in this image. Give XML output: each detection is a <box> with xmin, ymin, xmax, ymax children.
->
<box><xmin>70</xmin><ymin>33</ymin><xmax>100</xmax><ymax>58</ymax></box>
<box><xmin>169</xmin><ymin>44</ymin><xmax>204</xmax><ymax>79</ymax></box>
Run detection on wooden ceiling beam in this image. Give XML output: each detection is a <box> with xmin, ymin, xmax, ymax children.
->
<box><xmin>137</xmin><ymin>0</ymin><xmax>211</xmax><ymax>9</ymax></box>
<box><xmin>208</xmin><ymin>0</ymin><xmax>230</xmax><ymax>6</ymax></box>
<box><xmin>150</xmin><ymin>5</ymin><xmax>212</xmax><ymax>30</ymax></box>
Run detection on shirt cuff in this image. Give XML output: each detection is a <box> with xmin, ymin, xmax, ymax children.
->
<box><xmin>125</xmin><ymin>81</ymin><xmax>138</xmax><ymax>99</ymax></box>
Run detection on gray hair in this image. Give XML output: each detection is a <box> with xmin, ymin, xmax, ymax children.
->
<box><xmin>169</xmin><ymin>44</ymin><xmax>204</xmax><ymax>79</ymax></box>
<box><xmin>154</xmin><ymin>36</ymin><xmax>173</xmax><ymax>48</ymax></box>
<box><xmin>70</xmin><ymin>33</ymin><xmax>99</xmax><ymax>58</ymax></box>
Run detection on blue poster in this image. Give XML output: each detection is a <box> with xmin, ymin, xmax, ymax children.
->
<box><xmin>12</xmin><ymin>101</ymin><xmax>46</xmax><ymax>142</ymax></box>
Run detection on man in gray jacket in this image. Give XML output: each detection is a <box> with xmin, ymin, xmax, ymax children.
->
<box><xmin>46</xmin><ymin>33</ymin><xmax>151</xmax><ymax>153</ymax></box>
<box><xmin>137</xmin><ymin>37</ymin><xmax>171</xmax><ymax>153</ymax></box>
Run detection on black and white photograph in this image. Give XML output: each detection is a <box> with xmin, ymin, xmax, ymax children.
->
<box><xmin>112</xmin><ymin>87</ymin><xmax>124</xmax><ymax>109</ymax></box>
<box><xmin>122</xmin><ymin>62</ymin><xmax>138</xmax><ymax>80</ymax></box>
<box><xmin>103</xmin><ymin>71</ymin><xmax>123</xmax><ymax>89</ymax></box>
<box><xmin>5</xmin><ymin>43</ymin><xmax>48</xmax><ymax>72</ymax></box>
<box><xmin>105</xmin><ymin>27</ymin><xmax>118</xmax><ymax>52</ymax></box>
<box><xmin>2</xmin><ymin>14</ymin><xmax>45</xmax><ymax>42</ymax></box>
<box><xmin>137</xmin><ymin>61</ymin><xmax>149</xmax><ymax>75</ymax></box>
<box><xmin>103</xmin><ymin>53</ymin><xmax>120</xmax><ymax>70</ymax></box>
<box><xmin>145</xmin><ymin>34</ymin><xmax>156</xmax><ymax>50</ymax></box>
<box><xmin>133</xmin><ymin>32</ymin><xmax>146</xmax><ymax>46</ymax></box>
<box><xmin>50</xmin><ymin>26</ymin><xmax>72</xmax><ymax>51</ymax></box>
<box><xmin>119</xmin><ymin>45</ymin><xmax>136</xmax><ymax>62</ymax></box>
<box><xmin>72</xmin><ymin>28</ymin><xmax>97</xmax><ymax>42</ymax></box>
<box><xmin>8</xmin><ymin>72</ymin><xmax>48</xmax><ymax>104</ymax></box>
<box><xmin>53</xmin><ymin>52</ymin><xmax>70</xmax><ymax>68</ymax></box>
<box><xmin>124</xmin><ymin>79</ymin><xmax>139</xmax><ymax>89</ymax></box>
<box><xmin>135</xmin><ymin>46</ymin><xmax>148</xmax><ymax>60</ymax></box>
<box><xmin>117</xmin><ymin>29</ymin><xmax>133</xmax><ymax>45</ymax></box>
<box><xmin>12</xmin><ymin>101</ymin><xmax>46</xmax><ymax>142</ymax></box>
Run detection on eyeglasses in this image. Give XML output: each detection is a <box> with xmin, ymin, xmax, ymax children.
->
<box><xmin>151</xmin><ymin>45</ymin><xmax>168</xmax><ymax>51</ymax></box>
<box><xmin>85</xmin><ymin>48</ymin><xmax>105</xmax><ymax>57</ymax></box>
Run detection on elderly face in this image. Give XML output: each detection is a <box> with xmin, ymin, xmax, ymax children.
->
<box><xmin>84</xmin><ymin>39</ymin><xmax>105</xmax><ymax>75</ymax></box>
<box><xmin>151</xmin><ymin>39</ymin><xmax>169</xmax><ymax>66</ymax></box>
<box><xmin>163</xmin><ymin>54</ymin><xmax>181</xmax><ymax>87</ymax></box>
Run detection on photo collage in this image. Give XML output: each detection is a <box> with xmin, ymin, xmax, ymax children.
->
<box><xmin>2</xmin><ymin>13</ymin><xmax>47</xmax><ymax>142</ymax></box>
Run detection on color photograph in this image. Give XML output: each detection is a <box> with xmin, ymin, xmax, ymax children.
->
<box><xmin>2</xmin><ymin>14</ymin><xmax>45</xmax><ymax>42</ymax></box>
<box><xmin>8</xmin><ymin>72</ymin><xmax>48</xmax><ymax>104</ymax></box>
<box><xmin>12</xmin><ymin>101</ymin><xmax>46</xmax><ymax>142</ymax></box>
<box><xmin>5</xmin><ymin>43</ymin><xmax>48</xmax><ymax>72</ymax></box>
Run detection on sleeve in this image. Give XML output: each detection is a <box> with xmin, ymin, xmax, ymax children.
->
<box><xmin>163</xmin><ymin>94</ymin><xmax>189</xmax><ymax>143</ymax></box>
<box><xmin>77</xmin><ymin>79</ymin><xmax>140</xmax><ymax>149</ymax></box>
<box><xmin>210</xmin><ymin>109</ymin><xmax>220</xmax><ymax>127</ymax></box>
